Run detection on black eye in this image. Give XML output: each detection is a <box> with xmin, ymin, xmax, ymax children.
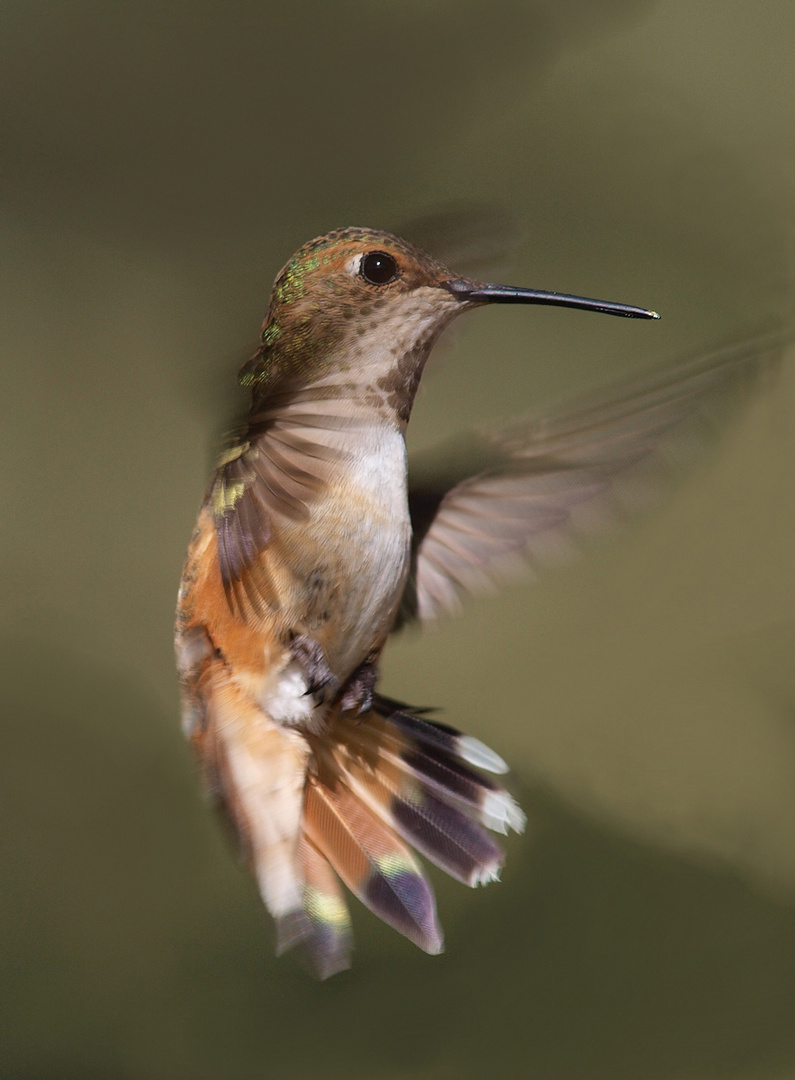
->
<box><xmin>360</xmin><ymin>251</ymin><xmax>398</xmax><ymax>286</ymax></box>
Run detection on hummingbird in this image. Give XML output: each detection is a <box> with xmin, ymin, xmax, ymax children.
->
<box><xmin>176</xmin><ymin>226</ymin><xmax>771</xmax><ymax>978</ymax></box>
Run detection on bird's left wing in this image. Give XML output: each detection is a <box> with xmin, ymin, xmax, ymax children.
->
<box><xmin>398</xmin><ymin>334</ymin><xmax>782</xmax><ymax>627</ymax></box>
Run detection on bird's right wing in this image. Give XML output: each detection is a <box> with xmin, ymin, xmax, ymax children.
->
<box><xmin>398</xmin><ymin>334</ymin><xmax>783</xmax><ymax>627</ymax></box>
<box><xmin>210</xmin><ymin>385</ymin><xmax>366</xmax><ymax>619</ymax></box>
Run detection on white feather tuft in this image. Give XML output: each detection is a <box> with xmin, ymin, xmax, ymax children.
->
<box><xmin>471</xmin><ymin>863</ymin><xmax>502</xmax><ymax>887</ymax></box>
<box><xmin>259</xmin><ymin>660</ymin><xmax>318</xmax><ymax>727</ymax></box>
<box><xmin>481</xmin><ymin>790</ymin><xmax>527</xmax><ymax>835</ymax></box>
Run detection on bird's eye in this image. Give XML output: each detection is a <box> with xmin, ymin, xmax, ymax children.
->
<box><xmin>360</xmin><ymin>251</ymin><xmax>399</xmax><ymax>286</ymax></box>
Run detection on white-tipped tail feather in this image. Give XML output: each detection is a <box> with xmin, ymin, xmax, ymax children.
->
<box><xmin>457</xmin><ymin>734</ymin><xmax>510</xmax><ymax>774</ymax></box>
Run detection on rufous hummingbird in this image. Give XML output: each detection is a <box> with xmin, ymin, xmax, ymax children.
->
<box><xmin>176</xmin><ymin>226</ymin><xmax>769</xmax><ymax>978</ymax></box>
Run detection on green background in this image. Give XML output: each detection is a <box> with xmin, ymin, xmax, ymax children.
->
<box><xmin>2</xmin><ymin>2</ymin><xmax>794</xmax><ymax>1077</ymax></box>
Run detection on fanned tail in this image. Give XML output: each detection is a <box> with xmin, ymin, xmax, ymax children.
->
<box><xmin>297</xmin><ymin>693</ymin><xmax>525</xmax><ymax>973</ymax></box>
<box><xmin>180</xmin><ymin>639</ymin><xmax>524</xmax><ymax>978</ymax></box>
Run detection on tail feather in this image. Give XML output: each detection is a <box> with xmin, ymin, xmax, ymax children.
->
<box><xmin>304</xmin><ymin>775</ymin><xmax>444</xmax><ymax>955</ymax></box>
<box><xmin>352</xmin><ymin>768</ymin><xmax>503</xmax><ymax>886</ymax></box>
<box><xmin>335</xmin><ymin>710</ymin><xmax>525</xmax><ymax>835</ymax></box>
<box><xmin>373</xmin><ymin>697</ymin><xmax>513</xmax><ymax>775</ymax></box>
<box><xmin>275</xmin><ymin>836</ymin><xmax>352</xmax><ymax>979</ymax></box>
<box><xmin>328</xmin><ymin>721</ymin><xmax>505</xmax><ymax>886</ymax></box>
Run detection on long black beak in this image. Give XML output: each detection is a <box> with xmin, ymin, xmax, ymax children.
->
<box><xmin>443</xmin><ymin>279</ymin><xmax>660</xmax><ymax>320</ymax></box>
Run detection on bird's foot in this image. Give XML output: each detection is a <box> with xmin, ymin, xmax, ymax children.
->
<box><xmin>290</xmin><ymin>634</ymin><xmax>340</xmax><ymax>705</ymax></box>
<box><xmin>340</xmin><ymin>661</ymin><xmax>378</xmax><ymax>717</ymax></box>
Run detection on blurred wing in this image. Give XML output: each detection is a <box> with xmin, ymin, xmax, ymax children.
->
<box><xmin>399</xmin><ymin>334</ymin><xmax>783</xmax><ymax>626</ymax></box>
<box><xmin>211</xmin><ymin>387</ymin><xmax>360</xmax><ymax>618</ymax></box>
<box><xmin>394</xmin><ymin>201</ymin><xmax>525</xmax><ymax>280</ymax></box>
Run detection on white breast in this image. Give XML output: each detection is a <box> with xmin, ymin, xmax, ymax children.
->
<box><xmin>258</xmin><ymin>422</ymin><xmax>411</xmax><ymax>728</ymax></box>
<box><xmin>323</xmin><ymin>423</ymin><xmax>411</xmax><ymax>671</ymax></box>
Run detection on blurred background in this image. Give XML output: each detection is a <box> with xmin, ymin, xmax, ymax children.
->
<box><xmin>2</xmin><ymin>2</ymin><xmax>794</xmax><ymax>1077</ymax></box>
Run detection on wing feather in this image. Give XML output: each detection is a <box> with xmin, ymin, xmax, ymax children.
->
<box><xmin>210</xmin><ymin>391</ymin><xmax>362</xmax><ymax>619</ymax></box>
<box><xmin>401</xmin><ymin>334</ymin><xmax>782</xmax><ymax>625</ymax></box>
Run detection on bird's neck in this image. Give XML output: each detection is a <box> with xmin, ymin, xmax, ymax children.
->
<box><xmin>245</xmin><ymin>294</ymin><xmax>459</xmax><ymax>429</ymax></box>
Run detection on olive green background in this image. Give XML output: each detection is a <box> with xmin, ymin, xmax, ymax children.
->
<box><xmin>2</xmin><ymin>2</ymin><xmax>794</xmax><ymax>1078</ymax></box>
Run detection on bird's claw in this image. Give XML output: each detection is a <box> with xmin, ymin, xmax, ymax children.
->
<box><xmin>340</xmin><ymin>661</ymin><xmax>378</xmax><ymax>716</ymax></box>
<box><xmin>290</xmin><ymin>634</ymin><xmax>340</xmax><ymax>704</ymax></box>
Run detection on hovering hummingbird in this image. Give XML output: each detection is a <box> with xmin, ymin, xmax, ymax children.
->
<box><xmin>176</xmin><ymin>226</ymin><xmax>770</xmax><ymax>978</ymax></box>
